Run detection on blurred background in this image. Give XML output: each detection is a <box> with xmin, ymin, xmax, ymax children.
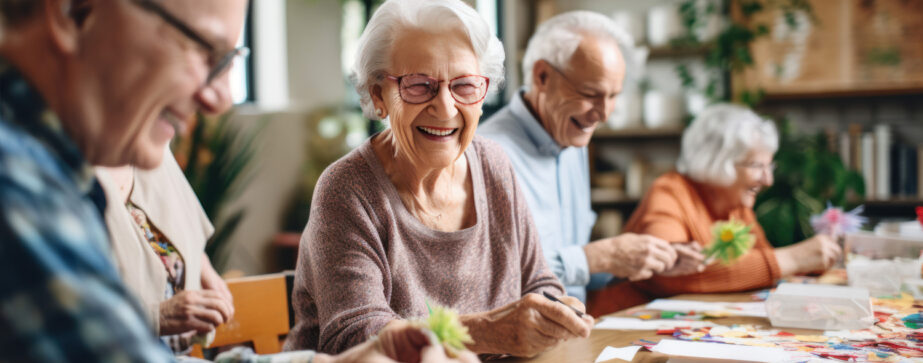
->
<box><xmin>178</xmin><ymin>0</ymin><xmax>923</xmax><ymax>276</ymax></box>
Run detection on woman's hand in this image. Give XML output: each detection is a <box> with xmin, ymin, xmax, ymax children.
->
<box><xmin>315</xmin><ymin>321</ymin><xmax>479</xmax><ymax>363</ymax></box>
<box><xmin>658</xmin><ymin>242</ymin><xmax>706</xmax><ymax>277</ymax></box>
<box><xmin>460</xmin><ymin>293</ymin><xmax>594</xmax><ymax>358</ymax></box>
<box><xmin>158</xmin><ymin>289</ymin><xmax>234</xmax><ymax>335</ymax></box>
<box><xmin>200</xmin><ymin>255</ymin><xmax>234</xmax><ymax>316</ymax></box>
<box><xmin>774</xmin><ymin>233</ymin><xmax>841</xmax><ymax>276</ymax></box>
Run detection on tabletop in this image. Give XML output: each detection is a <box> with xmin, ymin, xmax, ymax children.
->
<box><xmin>503</xmin><ymin>292</ymin><xmax>827</xmax><ymax>363</ymax></box>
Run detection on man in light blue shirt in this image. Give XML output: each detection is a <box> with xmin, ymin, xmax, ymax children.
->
<box><xmin>480</xmin><ymin>11</ymin><xmax>704</xmax><ymax>302</ymax></box>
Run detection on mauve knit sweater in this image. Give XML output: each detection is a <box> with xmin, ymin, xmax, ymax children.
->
<box><xmin>283</xmin><ymin>136</ymin><xmax>565</xmax><ymax>354</ymax></box>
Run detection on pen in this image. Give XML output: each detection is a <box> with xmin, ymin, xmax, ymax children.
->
<box><xmin>542</xmin><ymin>291</ymin><xmax>585</xmax><ymax>318</ymax></box>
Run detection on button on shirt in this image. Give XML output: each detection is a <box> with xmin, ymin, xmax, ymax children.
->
<box><xmin>479</xmin><ymin>91</ymin><xmax>597</xmax><ymax>301</ymax></box>
<box><xmin>0</xmin><ymin>58</ymin><xmax>173</xmax><ymax>362</ymax></box>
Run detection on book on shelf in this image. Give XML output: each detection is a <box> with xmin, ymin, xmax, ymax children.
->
<box><xmin>874</xmin><ymin>124</ymin><xmax>891</xmax><ymax>199</ymax></box>
<box><xmin>891</xmin><ymin>143</ymin><xmax>918</xmax><ymax>198</ymax></box>
<box><xmin>838</xmin><ymin>124</ymin><xmax>921</xmax><ymax>200</ymax></box>
<box><xmin>860</xmin><ymin>133</ymin><xmax>875</xmax><ymax>197</ymax></box>
<box><xmin>918</xmin><ymin>145</ymin><xmax>923</xmax><ymax>199</ymax></box>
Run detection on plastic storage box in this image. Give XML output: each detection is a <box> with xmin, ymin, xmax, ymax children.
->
<box><xmin>765</xmin><ymin>283</ymin><xmax>874</xmax><ymax>330</ymax></box>
<box><xmin>844</xmin><ymin>231</ymin><xmax>923</xmax><ymax>297</ymax></box>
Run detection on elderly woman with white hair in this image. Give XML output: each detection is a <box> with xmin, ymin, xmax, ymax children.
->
<box><xmin>590</xmin><ymin>103</ymin><xmax>841</xmax><ymax>313</ymax></box>
<box><xmin>284</xmin><ymin>0</ymin><xmax>593</xmax><ymax>358</ymax></box>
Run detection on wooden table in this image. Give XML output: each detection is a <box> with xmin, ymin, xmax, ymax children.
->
<box><xmin>504</xmin><ymin>292</ymin><xmax>826</xmax><ymax>363</ymax></box>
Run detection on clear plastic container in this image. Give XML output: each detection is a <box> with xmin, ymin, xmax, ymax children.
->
<box><xmin>844</xmin><ymin>231</ymin><xmax>923</xmax><ymax>297</ymax></box>
<box><xmin>765</xmin><ymin>283</ymin><xmax>874</xmax><ymax>330</ymax></box>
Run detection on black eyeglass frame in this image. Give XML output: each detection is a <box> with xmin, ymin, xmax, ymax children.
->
<box><xmin>131</xmin><ymin>0</ymin><xmax>249</xmax><ymax>85</ymax></box>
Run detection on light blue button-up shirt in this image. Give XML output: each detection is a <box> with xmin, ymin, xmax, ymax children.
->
<box><xmin>479</xmin><ymin>91</ymin><xmax>599</xmax><ymax>301</ymax></box>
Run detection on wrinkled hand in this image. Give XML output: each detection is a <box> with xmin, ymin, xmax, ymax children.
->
<box><xmin>774</xmin><ymin>233</ymin><xmax>841</xmax><ymax>276</ymax></box>
<box><xmin>461</xmin><ymin>293</ymin><xmax>594</xmax><ymax>358</ymax></box>
<box><xmin>200</xmin><ymin>255</ymin><xmax>234</xmax><ymax>314</ymax></box>
<box><xmin>658</xmin><ymin>242</ymin><xmax>706</xmax><ymax>277</ymax></box>
<box><xmin>159</xmin><ymin>289</ymin><xmax>234</xmax><ymax>335</ymax></box>
<box><xmin>318</xmin><ymin>321</ymin><xmax>479</xmax><ymax>363</ymax></box>
<box><xmin>585</xmin><ymin>233</ymin><xmax>678</xmax><ymax>281</ymax></box>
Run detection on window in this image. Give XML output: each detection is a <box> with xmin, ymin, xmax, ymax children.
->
<box><xmin>230</xmin><ymin>3</ymin><xmax>255</xmax><ymax>105</ymax></box>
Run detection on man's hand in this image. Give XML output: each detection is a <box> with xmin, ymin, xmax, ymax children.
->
<box><xmin>584</xmin><ymin>233</ymin><xmax>678</xmax><ymax>280</ymax></box>
<box><xmin>658</xmin><ymin>242</ymin><xmax>706</xmax><ymax>277</ymax></box>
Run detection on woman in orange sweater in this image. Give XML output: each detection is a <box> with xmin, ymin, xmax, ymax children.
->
<box><xmin>588</xmin><ymin>104</ymin><xmax>841</xmax><ymax>315</ymax></box>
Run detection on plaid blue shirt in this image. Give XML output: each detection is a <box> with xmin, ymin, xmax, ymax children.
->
<box><xmin>0</xmin><ymin>59</ymin><xmax>174</xmax><ymax>361</ymax></box>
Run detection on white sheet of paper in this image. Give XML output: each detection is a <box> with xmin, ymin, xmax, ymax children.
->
<box><xmin>594</xmin><ymin>317</ymin><xmax>718</xmax><ymax>330</ymax></box>
<box><xmin>645</xmin><ymin>299</ymin><xmax>768</xmax><ymax>318</ymax></box>
<box><xmin>595</xmin><ymin>345</ymin><xmax>641</xmax><ymax>362</ymax></box>
<box><xmin>651</xmin><ymin>339</ymin><xmax>794</xmax><ymax>362</ymax></box>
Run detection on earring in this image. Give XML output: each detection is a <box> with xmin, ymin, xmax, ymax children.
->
<box><xmin>376</xmin><ymin>109</ymin><xmax>383</xmax><ymax>117</ymax></box>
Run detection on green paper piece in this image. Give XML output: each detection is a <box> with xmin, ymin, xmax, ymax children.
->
<box><xmin>661</xmin><ymin>311</ymin><xmax>681</xmax><ymax>319</ymax></box>
<box><xmin>703</xmin><ymin>220</ymin><xmax>756</xmax><ymax>265</ymax></box>
<box><xmin>417</xmin><ymin>301</ymin><xmax>473</xmax><ymax>357</ymax></box>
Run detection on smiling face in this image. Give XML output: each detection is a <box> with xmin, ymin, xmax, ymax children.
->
<box><xmin>75</xmin><ymin>0</ymin><xmax>247</xmax><ymax>168</ymax></box>
<box><xmin>727</xmin><ymin>148</ymin><xmax>775</xmax><ymax>209</ymax></box>
<box><xmin>371</xmin><ymin>28</ymin><xmax>483</xmax><ymax>170</ymax></box>
<box><xmin>529</xmin><ymin>35</ymin><xmax>625</xmax><ymax>148</ymax></box>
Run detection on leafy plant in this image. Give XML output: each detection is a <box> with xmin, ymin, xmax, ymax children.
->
<box><xmin>674</xmin><ymin>0</ymin><xmax>816</xmax><ymax>104</ymax></box>
<box><xmin>172</xmin><ymin>112</ymin><xmax>263</xmax><ymax>271</ymax></box>
<box><xmin>754</xmin><ymin>119</ymin><xmax>865</xmax><ymax>246</ymax></box>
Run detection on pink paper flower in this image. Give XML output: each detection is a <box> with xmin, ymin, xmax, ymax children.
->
<box><xmin>810</xmin><ymin>202</ymin><xmax>866</xmax><ymax>237</ymax></box>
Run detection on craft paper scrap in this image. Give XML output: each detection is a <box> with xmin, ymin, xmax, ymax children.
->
<box><xmin>594</xmin><ymin>317</ymin><xmax>718</xmax><ymax>330</ymax></box>
<box><xmin>646</xmin><ymin>299</ymin><xmax>767</xmax><ymax>318</ymax></box>
<box><xmin>651</xmin><ymin>339</ymin><xmax>800</xmax><ymax>362</ymax></box>
<box><xmin>595</xmin><ymin>345</ymin><xmax>641</xmax><ymax>363</ymax></box>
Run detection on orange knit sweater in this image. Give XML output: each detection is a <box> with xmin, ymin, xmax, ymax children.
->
<box><xmin>587</xmin><ymin>171</ymin><xmax>781</xmax><ymax>315</ymax></box>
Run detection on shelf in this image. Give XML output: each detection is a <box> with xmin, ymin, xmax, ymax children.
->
<box><xmin>592</xmin><ymin>127</ymin><xmax>684</xmax><ymax>142</ymax></box>
<box><xmin>590</xmin><ymin>188</ymin><xmax>640</xmax><ymax>215</ymax></box>
<box><xmin>591</xmin><ymin>190</ymin><xmax>921</xmax><ymax>220</ymax></box>
<box><xmin>861</xmin><ymin>199</ymin><xmax>923</xmax><ymax>220</ymax></box>
<box><xmin>647</xmin><ymin>44</ymin><xmax>713</xmax><ymax>59</ymax></box>
<box><xmin>759</xmin><ymin>85</ymin><xmax>923</xmax><ymax>101</ymax></box>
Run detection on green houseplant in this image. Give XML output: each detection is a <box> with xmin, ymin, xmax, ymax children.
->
<box><xmin>754</xmin><ymin>120</ymin><xmax>865</xmax><ymax>246</ymax></box>
<box><xmin>172</xmin><ymin>112</ymin><xmax>263</xmax><ymax>272</ymax></box>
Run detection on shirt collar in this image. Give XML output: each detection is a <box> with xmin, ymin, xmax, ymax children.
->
<box><xmin>0</xmin><ymin>57</ymin><xmax>98</xmax><ymax>196</ymax></box>
<box><xmin>509</xmin><ymin>89</ymin><xmax>562</xmax><ymax>156</ymax></box>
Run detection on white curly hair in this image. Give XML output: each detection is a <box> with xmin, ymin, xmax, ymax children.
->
<box><xmin>349</xmin><ymin>0</ymin><xmax>505</xmax><ymax>120</ymax></box>
<box><xmin>677</xmin><ymin>103</ymin><xmax>779</xmax><ymax>186</ymax></box>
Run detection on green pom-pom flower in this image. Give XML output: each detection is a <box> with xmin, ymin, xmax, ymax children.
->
<box><xmin>417</xmin><ymin>301</ymin><xmax>473</xmax><ymax>357</ymax></box>
<box><xmin>703</xmin><ymin>220</ymin><xmax>755</xmax><ymax>265</ymax></box>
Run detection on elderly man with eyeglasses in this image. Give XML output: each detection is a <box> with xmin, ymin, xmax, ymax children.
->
<box><xmin>0</xmin><ymin>0</ymin><xmax>246</xmax><ymax>360</ymax></box>
<box><xmin>478</xmin><ymin>11</ymin><xmax>707</xmax><ymax>312</ymax></box>
<box><xmin>0</xmin><ymin>1</ymin><xmax>474</xmax><ymax>362</ymax></box>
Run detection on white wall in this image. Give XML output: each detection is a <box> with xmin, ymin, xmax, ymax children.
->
<box><xmin>221</xmin><ymin>0</ymin><xmax>346</xmax><ymax>275</ymax></box>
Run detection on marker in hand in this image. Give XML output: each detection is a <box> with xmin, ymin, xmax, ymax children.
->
<box><xmin>542</xmin><ymin>291</ymin><xmax>585</xmax><ymax>318</ymax></box>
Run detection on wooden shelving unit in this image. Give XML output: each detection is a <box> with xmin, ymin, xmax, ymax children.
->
<box><xmin>647</xmin><ymin>44</ymin><xmax>713</xmax><ymax>59</ymax></box>
<box><xmin>590</xmin><ymin>188</ymin><xmax>641</xmax><ymax>217</ymax></box>
<box><xmin>591</xmin><ymin>127</ymin><xmax>684</xmax><ymax>142</ymax></box>
<box><xmin>861</xmin><ymin>199</ymin><xmax>923</xmax><ymax>220</ymax></box>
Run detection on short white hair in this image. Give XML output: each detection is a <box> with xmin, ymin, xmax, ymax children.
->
<box><xmin>349</xmin><ymin>0</ymin><xmax>505</xmax><ymax>120</ymax></box>
<box><xmin>677</xmin><ymin>103</ymin><xmax>779</xmax><ymax>186</ymax></box>
<box><xmin>521</xmin><ymin>10</ymin><xmax>637</xmax><ymax>90</ymax></box>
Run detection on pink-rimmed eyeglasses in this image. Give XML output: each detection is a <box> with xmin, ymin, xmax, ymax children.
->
<box><xmin>385</xmin><ymin>73</ymin><xmax>490</xmax><ymax>105</ymax></box>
